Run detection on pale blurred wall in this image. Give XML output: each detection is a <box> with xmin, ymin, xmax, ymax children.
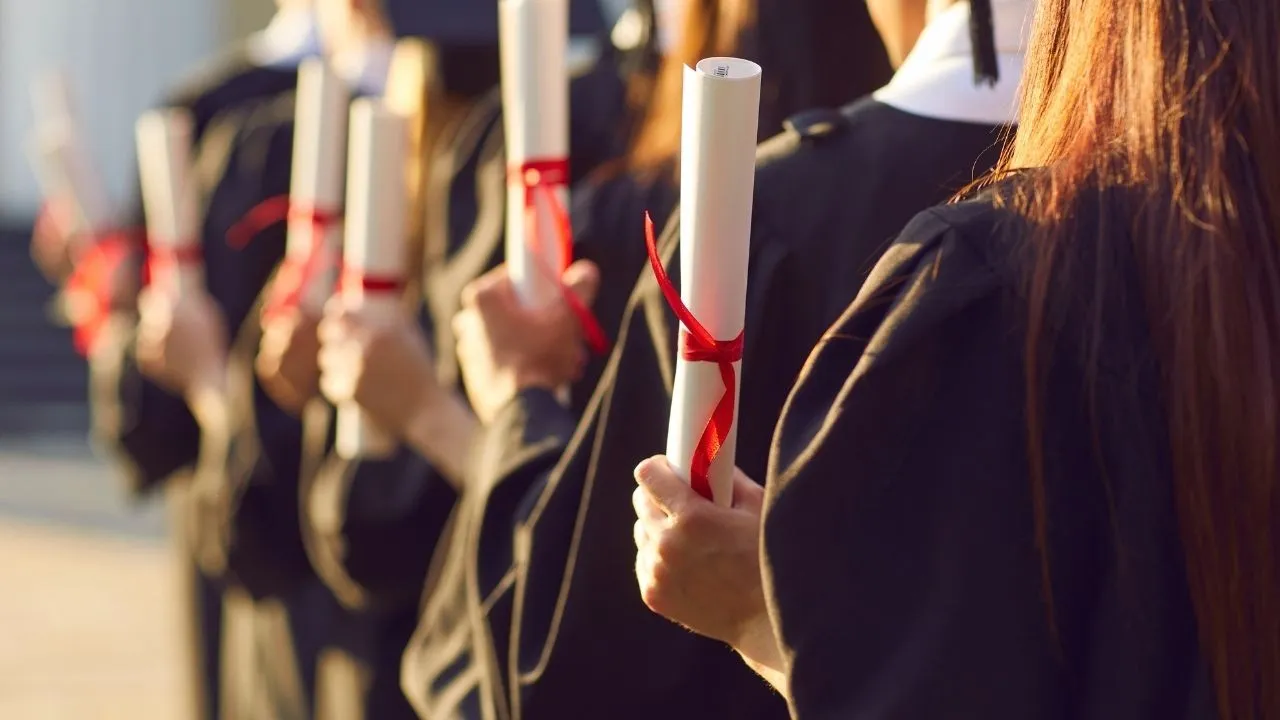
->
<box><xmin>226</xmin><ymin>0</ymin><xmax>276</xmax><ymax>43</ymax></box>
<box><xmin>0</xmin><ymin>0</ymin><xmax>269</xmax><ymax>220</ymax></box>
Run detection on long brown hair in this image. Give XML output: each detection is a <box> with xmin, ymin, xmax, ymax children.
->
<box><xmin>626</xmin><ymin>0</ymin><xmax>891</xmax><ymax>178</ymax></box>
<box><xmin>999</xmin><ymin>0</ymin><xmax>1280</xmax><ymax>716</ymax></box>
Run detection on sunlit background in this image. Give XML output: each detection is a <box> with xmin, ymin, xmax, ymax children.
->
<box><xmin>0</xmin><ymin>2</ymin><xmax>284</xmax><ymax>717</ymax></box>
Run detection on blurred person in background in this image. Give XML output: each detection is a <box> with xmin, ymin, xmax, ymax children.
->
<box><xmin>251</xmin><ymin>4</ymin><xmax>639</xmax><ymax>719</ymax></box>
<box><xmin>37</xmin><ymin>3</ymin><xmax>319</xmax><ymax>719</ymax></box>
<box><xmin>339</xmin><ymin>0</ymin><xmax>897</xmax><ymax>717</ymax></box>
<box><xmin>423</xmin><ymin>0</ymin><xmax>1035</xmax><ymax>715</ymax></box>
<box><xmin>635</xmin><ymin>0</ymin><xmax>1279</xmax><ymax>715</ymax></box>
<box><xmin>131</xmin><ymin>2</ymin><xmax>465</xmax><ymax>717</ymax></box>
<box><xmin>30</xmin><ymin>0</ymin><xmax>318</xmax><ymax>287</ymax></box>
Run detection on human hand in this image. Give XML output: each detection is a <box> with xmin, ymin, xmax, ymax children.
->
<box><xmin>135</xmin><ymin>287</ymin><xmax>228</xmax><ymax>399</ymax></box>
<box><xmin>632</xmin><ymin>456</ymin><xmax>782</xmax><ymax>671</ymax></box>
<box><xmin>453</xmin><ymin>260</ymin><xmax>599</xmax><ymax>424</ymax></box>
<box><xmin>256</xmin><ymin>307</ymin><xmax>321</xmax><ymax>416</ymax></box>
<box><xmin>317</xmin><ymin>298</ymin><xmax>441</xmax><ymax>438</ymax></box>
<box><xmin>30</xmin><ymin>199</ymin><xmax>80</xmax><ymax>283</ymax></box>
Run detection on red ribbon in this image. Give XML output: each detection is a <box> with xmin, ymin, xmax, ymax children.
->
<box><xmin>35</xmin><ymin>199</ymin><xmax>143</xmax><ymax>355</ymax></box>
<box><xmin>144</xmin><ymin>242</ymin><xmax>203</xmax><ymax>292</ymax></box>
<box><xmin>63</xmin><ymin>232</ymin><xmax>137</xmax><ymax>356</ymax></box>
<box><xmin>509</xmin><ymin>158</ymin><xmax>609</xmax><ymax>355</ymax></box>
<box><xmin>643</xmin><ymin>212</ymin><xmax>744</xmax><ymax>501</ymax></box>
<box><xmin>225</xmin><ymin>195</ymin><xmax>345</xmax><ymax>318</ymax></box>
<box><xmin>339</xmin><ymin>267</ymin><xmax>404</xmax><ymax>295</ymax></box>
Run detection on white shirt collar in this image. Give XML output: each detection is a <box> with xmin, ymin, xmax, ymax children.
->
<box><xmin>247</xmin><ymin>7</ymin><xmax>323</xmax><ymax>70</ymax></box>
<box><xmin>873</xmin><ymin>0</ymin><xmax>1033</xmax><ymax>125</ymax></box>
<box><xmin>332</xmin><ymin>39</ymin><xmax>395</xmax><ymax>97</ymax></box>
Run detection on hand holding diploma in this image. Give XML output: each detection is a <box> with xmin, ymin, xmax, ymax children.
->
<box><xmin>631</xmin><ymin>456</ymin><xmax>786</xmax><ymax>693</ymax></box>
<box><xmin>324</xmin><ymin>99</ymin><xmax>408</xmax><ymax>460</ymax></box>
<box><xmin>453</xmin><ymin>260</ymin><xmax>600</xmax><ymax>425</ymax></box>
<box><xmin>255</xmin><ymin>58</ymin><xmax>349</xmax><ymax>413</ymax></box>
<box><xmin>134</xmin><ymin>108</ymin><xmax>227</xmax><ymax>408</ymax></box>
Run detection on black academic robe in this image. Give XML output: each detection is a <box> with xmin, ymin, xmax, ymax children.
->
<box><xmin>571</xmin><ymin>168</ymin><xmax>681</xmax><ymax>393</ymax></box>
<box><xmin>91</xmin><ymin>49</ymin><xmax>300</xmax><ymax>498</ymax></box>
<box><xmin>400</xmin><ymin>99</ymin><xmax>1010</xmax><ymax>719</ymax></box>
<box><xmin>194</xmin><ymin>90</ymin><xmax>425</xmax><ymax>720</ymax></box>
<box><xmin>80</xmin><ymin>73</ymin><xmax>299</xmax><ymax>720</ymax></box>
<box><xmin>299</xmin><ymin>58</ymin><xmax>632</xmax><ymax>619</ymax></box>
<box><xmin>764</xmin><ymin>197</ymin><xmax>1216</xmax><ymax>718</ymax></box>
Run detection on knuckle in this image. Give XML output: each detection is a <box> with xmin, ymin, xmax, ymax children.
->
<box><xmin>651</xmin><ymin>530</ymin><xmax>686</xmax><ymax>569</ymax></box>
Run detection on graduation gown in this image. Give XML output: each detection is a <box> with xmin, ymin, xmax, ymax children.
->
<box><xmin>764</xmin><ymin>197</ymin><xmax>1215</xmax><ymax>718</ymax></box>
<box><xmin>90</xmin><ymin>49</ymin><xmax>300</xmax><ymax>498</ymax></box>
<box><xmin>400</xmin><ymin>96</ymin><xmax>1011</xmax><ymax>719</ymax></box>
<box><xmin>298</xmin><ymin>57</ymin><xmax>632</xmax><ymax>619</ymax></box>
<box><xmin>194</xmin><ymin>89</ymin><xmax>422</xmax><ymax>720</ymax></box>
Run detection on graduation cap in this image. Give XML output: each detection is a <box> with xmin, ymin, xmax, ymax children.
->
<box><xmin>968</xmin><ymin>0</ymin><xmax>1000</xmax><ymax>86</ymax></box>
<box><xmin>383</xmin><ymin>0</ymin><xmax>607</xmax><ymax>43</ymax></box>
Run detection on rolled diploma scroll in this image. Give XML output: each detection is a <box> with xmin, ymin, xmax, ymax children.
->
<box><xmin>665</xmin><ymin>58</ymin><xmax>761</xmax><ymax>506</ymax></box>
<box><xmin>136</xmin><ymin>108</ymin><xmax>204</xmax><ymax>295</ymax></box>
<box><xmin>334</xmin><ymin>99</ymin><xmax>408</xmax><ymax>460</ymax></box>
<box><xmin>28</xmin><ymin>73</ymin><xmax>113</xmax><ymax>242</ymax></box>
<box><xmin>30</xmin><ymin>125</ymin><xmax>113</xmax><ymax>241</ymax></box>
<box><xmin>286</xmin><ymin>58</ymin><xmax>349</xmax><ymax>311</ymax></box>
<box><xmin>499</xmin><ymin>0</ymin><xmax>570</xmax><ymax>309</ymax></box>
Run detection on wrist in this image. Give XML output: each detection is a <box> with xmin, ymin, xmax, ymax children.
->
<box><xmin>732</xmin><ymin>612</ymin><xmax>784</xmax><ymax>679</ymax></box>
<box><xmin>404</xmin><ymin>390</ymin><xmax>479</xmax><ymax>491</ymax></box>
<box><xmin>185</xmin><ymin>379</ymin><xmax>229</xmax><ymax>431</ymax></box>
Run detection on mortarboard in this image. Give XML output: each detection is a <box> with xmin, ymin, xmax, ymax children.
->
<box><xmin>969</xmin><ymin>0</ymin><xmax>999</xmax><ymax>86</ymax></box>
<box><xmin>383</xmin><ymin>0</ymin><xmax>607</xmax><ymax>43</ymax></box>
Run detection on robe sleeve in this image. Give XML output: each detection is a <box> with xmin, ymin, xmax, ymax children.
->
<box><xmin>762</xmin><ymin>211</ymin><xmax>1072</xmax><ymax>718</ymax></box>
<box><xmin>469</xmin><ymin>387</ymin><xmax>581</xmax><ymax>553</ymax></box>
<box><xmin>303</xmin><ymin>444</ymin><xmax>458</xmax><ymax>612</ymax></box>
<box><xmin>88</xmin><ymin>314</ymin><xmax>201</xmax><ymax>497</ymax></box>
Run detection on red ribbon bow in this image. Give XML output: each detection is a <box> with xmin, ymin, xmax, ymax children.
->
<box><xmin>510</xmin><ymin>158</ymin><xmax>609</xmax><ymax>355</ymax></box>
<box><xmin>643</xmin><ymin>212</ymin><xmax>744</xmax><ymax>501</ymax></box>
<box><xmin>225</xmin><ymin>195</ymin><xmax>344</xmax><ymax>318</ymax></box>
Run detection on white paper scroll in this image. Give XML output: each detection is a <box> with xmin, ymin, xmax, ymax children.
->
<box><xmin>499</xmin><ymin>0</ymin><xmax>571</xmax><ymax>308</ymax></box>
<box><xmin>136</xmin><ymin>108</ymin><xmax>204</xmax><ymax>295</ymax></box>
<box><xmin>287</xmin><ymin>58</ymin><xmax>350</xmax><ymax>312</ymax></box>
<box><xmin>334</xmin><ymin>99</ymin><xmax>408</xmax><ymax>460</ymax></box>
<box><xmin>27</xmin><ymin>73</ymin><xmax>113</xmax><ymax>242</ymax></box>
<box><xmin>666</xmin><ymin>58</ymin><xmax>762</xmax><ymax>506</ymax></box>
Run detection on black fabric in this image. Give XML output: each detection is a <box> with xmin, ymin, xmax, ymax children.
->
<box><xmin>764</xmin><ymin>198</ymin><xmax>1216</xmax><ymax>718</ymax></box>
<box><xmin>179</xmin><ymin>93</ymin><xmax>305</xmax><ymax>600</ymax></box>
<box><xmin>301</xmin><ymin>54</ymin><xmax>632</xmax><ymax>614</ymax></box>
<box><xmin>402</xmin><ymin>100</ymin><xmax>1009</xmax><ymax>718</ymax></box>
<box><xmin>570</xmin><ymin>169</ymin><xmax>680</xmax><ymax>398</ymax></box>
<box><xmin>191</xmin><ymin>90</ymin><xmax>426</xmax><ymax>719</ymax></box>
<box><xmin>91</xmin><ymin>52</ymin><xmax>299</xmax><ymax>499</ymax></box>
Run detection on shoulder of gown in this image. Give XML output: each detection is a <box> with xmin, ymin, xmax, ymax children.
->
<box><xmin>765</xmin><ymin>198</ymin><xmax>1212</xmax><ymax>719</ymax></box>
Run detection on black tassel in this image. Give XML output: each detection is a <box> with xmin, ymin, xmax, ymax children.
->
<box><xmin>969</xmin><ymin>0</ymin><xmax>1000</xmax><ymax>86</ymax></box>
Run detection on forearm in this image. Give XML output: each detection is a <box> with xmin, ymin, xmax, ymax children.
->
<box><xmin>734</xmin><ymin>616</ymin><xmax>789</xmax><ymax>698</ymax></box>
<box><xmin>403</xmin><ymin>391</ymin><xmax>480</xmax><ymax>492</ymax></box>
<box><xmin>184</xmin><ymin>369</ymin><xmax>231</xmax><ymax>434</ymax></box>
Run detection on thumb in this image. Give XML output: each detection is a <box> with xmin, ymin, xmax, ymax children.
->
<box><xmin>634</xmin><ymin>455</ymin><xmax>698</xmax><ymax>516</ymax></box>
<box><xmin>561</xmin><ymin>259</ymin><xmax>601</xmax><ymax>309</ymax></box>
